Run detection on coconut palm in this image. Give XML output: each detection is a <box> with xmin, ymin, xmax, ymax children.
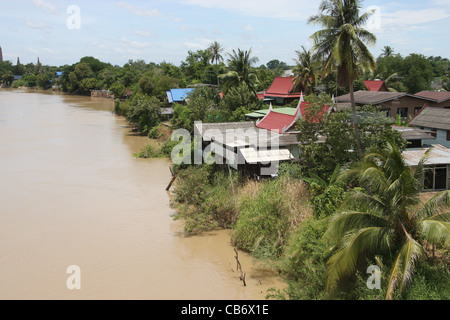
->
<box><xmin>208</xmin><ymin>41</ymin><xmax>224</xmax><ymax>85</ymax></box>
<box><xmin>219</xmin><ymin>48</ymin><xmax>259</xmax><ymax>95</ymax></box>
<box><xmin>308</xmin><ymin>0</ymin><xmax>377</xmax><ymax>158</ymax></box>
<box><xmin>382</xmin><ymin>45</ymin><xmax>394</xmax><ymax>57</ymax></box>
<box><xmin>325</xmin><ymin>142</ymin><xmax>450</xmax><ymax>299</ymax></box>
<box><xmin>293</xmin><ymin>45</ymin><xmax>319</xmax><ymax>95</ymax></box>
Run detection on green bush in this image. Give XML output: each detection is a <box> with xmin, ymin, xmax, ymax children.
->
<box><xmin>279</xmin><ymin>217</ymin><xmax>331</xmax><ymax>300</ymax></box>
<box><xmin>312</xmin><ymin>184</ymin><xmax>347</xmax><ymax>218</ymax></box>
<box><xmin>172</xmin><ymin>166</ymin><xmax>238</xmax><ymax>233</ymax></box>
<box><xmin>232</xmin><ymin>177</ymin><xmax>311</xmax><ymax>258</ymax></box>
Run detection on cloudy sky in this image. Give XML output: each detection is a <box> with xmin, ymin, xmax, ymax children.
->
<box><xmin>0</xmin><ymin>0</ymin><xmax>449</xmax><ymax>67</ymax></box>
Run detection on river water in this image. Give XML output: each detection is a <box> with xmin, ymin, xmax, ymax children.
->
<box><xmin>0</xmin><ymin>89</ymin><xmax>285</xmax><ymax>300</ymax></box>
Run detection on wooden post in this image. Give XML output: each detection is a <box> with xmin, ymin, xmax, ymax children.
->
<box><xmin>166</xmin><ymin>167</ymin><xmax>180</xmax><ymax>191</ymax></box>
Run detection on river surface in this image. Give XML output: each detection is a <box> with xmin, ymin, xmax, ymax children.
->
<box><xmin>0</xmin><ymin>89</ymin><xmax>285</xmax><ymax>300</ymax></box>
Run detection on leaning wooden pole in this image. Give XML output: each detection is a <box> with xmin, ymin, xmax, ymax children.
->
<box><xmin>166</xmin><ymin>167</ymin><xmax>180</xmax><ymax>191</ymax></box>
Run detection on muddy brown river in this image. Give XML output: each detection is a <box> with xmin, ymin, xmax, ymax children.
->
<box><xmin>0</xmin><ymin>89</ymin><xmax>285</xmax><ymax>300</ymax></box>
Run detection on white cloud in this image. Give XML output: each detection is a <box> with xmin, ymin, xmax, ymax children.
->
<box><xmin>26</xmin><ymin>20</ymin><xmax>52</xmax><ymax>31</ymax></box>
<box><xmin>370</xmin><ymin>6</ymin><xmax>450</xmax><ymax>34</ymax></box>
<box><xmin>134</xmin><ymin>30</ymin><xmax>156</xmax><ymax>38</ymax></box>
<box><xmin>120</xmin><ymin>37</ymin><xmax>150</xmax><ymax>49</ymax></box>
<box><xmin>32</xmin><ymin>0</ymin><xmax>58</xmax><ymax>14</ymax></box>
<box><xmin>244</xmin><ymin>24</ymin><xmax>255</xmax><ymax>32</ymax></box>
<box><xmin>180</xmin><ymin>0</ymin><xmax>316</xmax><ymax>21</ymax></box>
<box><xmin>117</xmin><ymin>2</ymin><xmax>161</xmax><ymax>17</ymax></box>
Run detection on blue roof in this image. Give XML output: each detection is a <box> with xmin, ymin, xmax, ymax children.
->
<box><xmin>167</xmin><ymin>88</ymin><xmax>194</xmax><ymax>103</ymax></box>
<box><xmin>55</xmin><ymin>71</ymin><xmax>63</xmax><ymax>76</ymax></box>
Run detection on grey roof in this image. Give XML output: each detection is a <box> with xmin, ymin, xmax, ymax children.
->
<box><xmin>336</xmin><ymin>91</ymin><xmax>436</xmax><ymax>105</ymax></box>
<box><xmin>392</xmin><ymin>126</ymin><xmax>436</xmax><ymax>140</ymax></box>
<box><xmin>195</xmin><ymin>122</ymin><xmax>300</xmax><ymax>147</ymax></box>
<box><xmin>409</xmin><ymin>107</ymin><xmax>450</xmax><ymax>131</ymax></box>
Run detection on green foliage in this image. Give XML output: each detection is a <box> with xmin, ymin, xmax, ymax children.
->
<box><xmin>126</xmin><ymin>94</ymin><xmax>161</xmax><ymax>135</ymax></box>
<box><xmin>232</xmin><ymin>177</ymin><xmax>311</xmax><ymax>258</ymax></box>
<box><xmin>172</xmin><ymin>166</ymin><xmax>238</xmax><ymax>233</ymax></box>
<box><xmin>325</xmin><ymin>142</ymin><xmax>450</xmax><ymax>299</ymax></box>
<box><xmin>296</xmin><ymin>94</ymin><xmax>407</xmax><ymax>179</ymax></box>
<box><xmin>279</xmin><ymin>217</ymin><xmax>331</xmax><ymax>300</ymax></box>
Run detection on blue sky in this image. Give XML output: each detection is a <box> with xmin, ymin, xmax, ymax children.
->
<box><xmin>0</xmin><ymin>0</ymin><xmax>449</xmax><ymax>67</ymax></box>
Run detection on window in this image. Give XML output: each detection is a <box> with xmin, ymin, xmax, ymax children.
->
<box><xmin>423</xmin><ymin>165</ymin><xmax>448</xmax><ymax>191</ymax></box>
<box><xmin>381</xmin><ymin>109</ymin><xmax>391</xmax><ymax>117</ymax></box>
<box><xmin>430</xmin><ymin>128</ymin><xmax>437</xmax><ymax>138</ymax></box>
<box><xmin>447</xmin><ymin>130</ymin><xmax>450</xmax><ymax>141</ymax></box>
<box><xmin>397</xmin><ymin>107</ymin><xmax>408</xmax><ymax>118</ymax></box>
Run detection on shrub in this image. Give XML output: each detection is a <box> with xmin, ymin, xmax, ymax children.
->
<box><xmin>279</xmin><ymin>217</ymin><xmax>331</xmax><ymax>300</ymax></box>
<box><xmin>232</xmin><ymin>177</ymin><xmax>311</xmax><ymax>258</ymax></box>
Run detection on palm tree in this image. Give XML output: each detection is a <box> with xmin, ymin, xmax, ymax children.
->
<box><xmin>208</xmin><ymin>41</ymin><xmax>224</xmax><ymax>85</ymax></box>
<box><xmin>219</xmin><ymin>48</ymin><xmax>259</xmax><ymax>95</ymax></box>
<box><xmin>293</xmin><ymin>45</ymin><xmax>318</xmax><ymax>95</ymax></box>
<box><xmin>382</xmin><ymin>45</ymin><xmax>394</xmax><ymax>57</ymax></box>
<box><xmin>308</xmin><ymin>0</ymin><xmax>377</xmax><ymax>158</ymax></box>
<box><xmin>325</xmin><ymin>142</ymin><xmax>450</xmax><ymax>299</ymax></box>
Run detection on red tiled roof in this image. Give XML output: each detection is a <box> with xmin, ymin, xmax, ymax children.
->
<box><xmin>256</xmin><ymin>105</ymin><xmax>301</xmax><ymax>133</ymax></box>
<box><xmin>256</xmin><ymin>93</ymin><xmax>265</xmax><ymax>100</ymax></box>
<box><xmin>414</xmin><ymin>91</ymin><xmax>450</xmax><ymax>103</ymax></box>
<box><xmin>256</xmin><ymin>95</ymin><xmax>334</xmax><ymax>133</ymax></box>
<box><xmin>264</xmin><ymin>77</ymin><xmax>302</xmax><ymax>98</ymax></box>
<box><xmin>364</xmin><ymin>80</ymin><xmax>388</xmax><ymax>92</ymax></box>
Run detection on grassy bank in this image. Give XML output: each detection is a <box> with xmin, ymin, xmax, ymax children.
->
<box><xmin>169</xmin><ymin>164</ymin><xmax>449</xmax><ymax>300</ymax></box>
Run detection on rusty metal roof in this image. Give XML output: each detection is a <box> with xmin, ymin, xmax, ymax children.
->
<box><xmin>402</xmin><ymin>144</ymin><xmax>450</xmax><ymax>166</ymax></box>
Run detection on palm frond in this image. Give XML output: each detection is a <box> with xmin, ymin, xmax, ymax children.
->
<box><xmin>326</xmin><ymin>226</ymin><xmax>392</xmax><ymax>291</ymax></box>
<box><xmin>385</xmin><ymin>237</ymin><xmax>424</xmax><ymax>300</ymax></box>
<box><xmin>418</xmin><ymin>216</ymin><xmax>450</xmax><ymax>245</ymax></box>
<box><xmin>325</xmin><ymin>210</ymin><xmax>390</xmax><ymax>245</ymax></box>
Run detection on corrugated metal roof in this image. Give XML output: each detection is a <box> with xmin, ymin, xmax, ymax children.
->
<box><xmin>239</xmin><ymin>146</ymin><xmax>294</xmax><ymax>164</ymax></box>
<box><xmin>167</xmin><ymin>88</ymin><xmax>194</xmax><ymax>103</ymax></box>
<box><xmin>402</xmin><ymin>144</ymin><xmax>450</xmax><ymax>166</ymax></box>
<box><xmin>409</xmin><ymin>107</ymin><xmax>450</xmax><ymax>131</ymax></box>
<box><xmin>392</xmin><ymin>126</ymin><xmax>436</xmax><ymax>140</ymax></box>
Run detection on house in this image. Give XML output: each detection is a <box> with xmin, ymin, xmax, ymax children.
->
<box><xmin>392</xmin><ymin>126</ymin><xmax>435</xmax><ymax>148</ymax></box>
<box><xmin>335</xmin><ymin>91</ymin><xmax>439</xmax><ymax>120</ymax></box>
<box><xmin>166</xmin><ymin>88</ymin><xmax>195</xmax><ymax>104</ymax></box>
<box><xmin>364</xmin><ymin>80</ymin><xmax>389</xmax><ymax>92</ymax></box>
<box><xmin>263</xmin><ymin>77</ymin><xmax>303</xmax><ymax>105</ymax></box>
<box><xmin>195</xmin><ymin>97</ymin><xmax>315</xmax><ymax>176</ymax></box>
<box><xmin>414</xmin><ymin>91</ymin><xmax>450</xmax><ymax>109</ymax></box>
<box><xmin>402</xmin><ymin>144</ymin><xmax>450</xmax><ymax>191</ymax></box>
<box><xmin>408</xmin><ymin>107</ymin><xmax>450</xmax><ymax>148</ymax></box>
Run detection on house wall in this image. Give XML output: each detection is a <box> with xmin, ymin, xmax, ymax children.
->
<box><xmin>420</xmin><ymin>128</ymin><xmax>450</xmax><ymax>148</ymax></box>
<box><xmin>376</xmin><ymin>96</ymin><xmax>435</xmax><ymax>120</ymax></box>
